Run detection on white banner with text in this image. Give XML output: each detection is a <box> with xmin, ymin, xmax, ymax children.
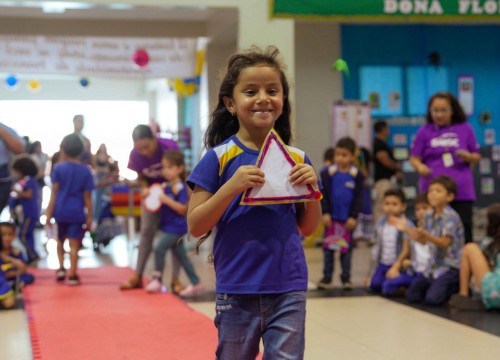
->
<box><xmin>0</xmin><ymin>35</ymin><xmax>197</xmax><ymax>78</ymax></box>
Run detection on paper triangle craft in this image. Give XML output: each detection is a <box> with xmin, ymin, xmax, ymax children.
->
<box><xmin>240</xmin><ymin>129</ymin><xmax>320</xmax><ymax>205</ymax></box>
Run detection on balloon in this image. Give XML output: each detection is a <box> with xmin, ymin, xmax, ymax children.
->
<box><xmin>5</xmin><ymin>75</ymin><xmax>18</xmax><ymax>88</ymax></box>
<box><xmin>132</xmin><ymin>49</ymin><xmax>150</xmax><ymax>68</ymax></box>
<box><xmin>332</xmin><ymin>59</ymin><xmax>350</xmax><ymax>77</ymax></box>
<box><xmin>79</xmin><ymin>77</ymin><xmax>89</xmax><ymax>87</ymax></box>
<box><xmin>27</xmin><ymin>80</ymin><xmax>41</xmax><ymax>93</ymax></box>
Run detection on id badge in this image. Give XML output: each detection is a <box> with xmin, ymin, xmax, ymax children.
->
<box><xmin>442</xmin><ymin>152</ymin><xmax>454</xmax><ymax>167</ymax></box>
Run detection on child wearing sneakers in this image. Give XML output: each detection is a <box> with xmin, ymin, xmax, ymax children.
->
<box><xmin>0</xmin><ymin>222</ymin><xmax>35</xmax><ymax>286</ymax></box>
<box><xmin>45</xmin><ymin>134</ymin><xmax>94</xmax><ymax>286</ymax></box>
<box><xmin>145</xmin><ymin>150</ymin><xmax>203</xmax><ymax>297</ymax></box>
<box><xmin>380</xmin><ymin>192</ymin><xmax>431</xmax><ymax>295</ymax></box>
<box><xmin>392</xmin><ymin>176</ymin><xmax>464</xmax><ymax>305</ymax></box>
<box><xmin>318</xmin><ymin>137</ymin><xmax>364</xmax><ymax>290</ymax></box>
<box><xmin>368</xmin><ymin>188</ymin><xmax>412</xmax><ymax>294</ymax></box>
<box><xmin>10</xmin><ymin>156</ymin><xmax>40</xmax><ymax>265</ymax></box>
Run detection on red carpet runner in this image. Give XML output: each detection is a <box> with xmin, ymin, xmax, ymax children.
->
<box><xmin>23</xmin><ymin>267</ymin><xmax>217</xmax><ymax>360</ymax></box>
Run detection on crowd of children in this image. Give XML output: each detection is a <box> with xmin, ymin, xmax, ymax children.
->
<box><xmin>317</xmin><ymin>132</ymin><xmax>500</xmax><ymax>312</ymax></box>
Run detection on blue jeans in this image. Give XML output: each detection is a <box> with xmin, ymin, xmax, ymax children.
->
<box><xmin>369</xmin><ymin>263</ymin><xmax>392</xmax><ymax>292</ymax></box>
<box><xmin>322</xmin><ymin>243</ymin><xmax>353</xmax><ymax>284</ymax></box>
<box><xmin>214</xmin><ymin>291</ymin><xmax>306</xmax><ymax>360</ymax></box>
<box><xmin>154</xmin><ymin>232</ymin><xmax>199</xmax><ymax>285</ymax></box>
<box><xmin>382</xmin><ymin>271</ymin><xmax>417</xmax><ymax>295</ymax></box>
<box><xmin>406</xmin><ymin>269</ymin><xmax>459</xmax><ymax>305</ymax></box>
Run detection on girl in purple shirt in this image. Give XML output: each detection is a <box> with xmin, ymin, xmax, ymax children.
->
<box><xmin>410</xmin><ymin>92</ymin><xmax>480</xmax><ymax>244</ymax></box>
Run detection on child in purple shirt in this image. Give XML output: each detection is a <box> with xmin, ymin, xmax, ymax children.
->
<box><xmin>46</xmin><ymin>134</ymin><xmax>94</xmax><ymax>286</ymax></box>
<box><xmin>11</xmin><ymin>156</ymin><xmax>40</xmax><ymax>264</ymax></box>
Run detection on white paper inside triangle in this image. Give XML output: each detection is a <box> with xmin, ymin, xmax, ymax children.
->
<box><xmin>248</xmin><ymin>138</ymin><xmax>312</xmax><ymax>199</ymax></box>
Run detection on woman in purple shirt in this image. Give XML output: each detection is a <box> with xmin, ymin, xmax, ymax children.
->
<box><xmin>120</xmin><ymin>124</ymin><xmax>180</xmax><ymax>290</ymax></box>
<box><xmin>410</xmin><ymin>92</ymin><xmax>480</xmax><ymax>243</ymax></box>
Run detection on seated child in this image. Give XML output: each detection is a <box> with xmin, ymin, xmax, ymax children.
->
<box><xmin>0</xmin><ymin>261</ymin><xmax>15</xmax><ymax>309</ymax></box>
<box><xmin>0</xmin><ymin>222</ymin><xmax>35</xmax><ymax>286</ymax></box>
<box><xmin>368</xmin><ymin>188</ymin><xmax>412</xmax><ymax>294</ymax></box>
<box><xmin>450</xmin><ymin>203</ymin><xmax>500</xmax><ymax>310</ymax></box>
<box><xmin>393</xmin><ymin>176</ymin><xmax>464</xmax><ymax>306</ymax></box>
<box><xmin>383</xmin><ymin>193</ymin><xmax>431</xmax><ymax>295</ymax></box>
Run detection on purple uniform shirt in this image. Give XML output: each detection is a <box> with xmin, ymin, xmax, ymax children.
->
<box><xmin>410</xmin><ymin>122</ymin><xmax>479</xmax><ymax>201</ymax></box>
<box><xmin>128</xmin><ymin>137</ymin><xmax>179</xmax><ymax>185</ymax></box>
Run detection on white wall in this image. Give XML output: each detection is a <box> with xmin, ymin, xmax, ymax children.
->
<box><xmin>295</xmin><ymin>22</ymin><xmax>343</xmax><ymax>167</ymax></box>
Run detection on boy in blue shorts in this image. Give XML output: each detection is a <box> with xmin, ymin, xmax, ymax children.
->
<box><xmin>46</xmin><ymin>134</ymin><xmax>94</xmax><ymax>286</ymax></box>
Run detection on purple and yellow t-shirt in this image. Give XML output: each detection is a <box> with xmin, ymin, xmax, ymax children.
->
<box><xmin>410</xmin><ymin>122</ymin><xmax>479</xmax><ymax>201</ymax></box>
<box><xmin>159</xmin><ymin>181</ymin><xmax>188</xmax><ymax>236</ymax></box>
<box><xmin>187</xmin><ymin>135</ymin><xmax>318</xmax><ymax>294</ymax></box>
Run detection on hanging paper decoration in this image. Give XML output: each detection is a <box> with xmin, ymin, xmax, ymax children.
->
<box><xmin>27</xmin><ymin>80</ymin><xmax>41</xmax><ymax>93</ymax></box>
<box><xmin>79</xmin><ymin>77</ymin><xmax>90</xmax><ymax>88</ymax></box>
<box><xmin>332</xmin><ymin>58</ymin><xmax>350</xmax><ymax>77</ymax></box>
<box><xmin>167</xmin><ymin>50</ymin><xmax>204</xmax><ymax>97</ymax></box>
<box><xmin>5</xmin><ymin>75</ymin><xmax>18</xmax><ymax>89</ymax></box>
<box><xmin>132</xmin><ymin>49</ymin><xmax>150</xmax><ymax>68</ymax></box>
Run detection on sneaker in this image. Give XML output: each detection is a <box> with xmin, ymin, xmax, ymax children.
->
<box><xmin>171</xmin><ymin>277</ymin><xmax>185</xmax><ymax>295</ymax></box>
<box><xmin>342</xmin><ymin>281</ymin><xmax>353</xmax><ymax>291</ymax></box>
<box><xmin>68</xmin><ymin>275</ymin><xmax>80</xmax><ymax>286</ymax></box>
<box><xmin>145</xmin><ymin>278</ymin><xmax>162</xmax><ymax>293</ymax></box>
<box><xmin>317</xmin><ymin>277</ymin><xmax>333</xmax><ymax>290</ymax></box>
<box><xmin>56</xmin><ymin>268</ymin><xmax>66</xmax><ymax>282</ymax></box>
<box><xmin>179</xmin><ymin>283</ymin><xmax>204</xmax><ymax>298</ymax></box>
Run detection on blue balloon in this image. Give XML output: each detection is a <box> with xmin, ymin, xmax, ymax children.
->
<box><xmin>79</xmin><ymin>78</ymin><xmax>89</xmax><ymax>87</ymax></box>
<box><xmin>6</xmin><ymin>75</ymin><xmax>18</xmax><ymax>88</ymax></box>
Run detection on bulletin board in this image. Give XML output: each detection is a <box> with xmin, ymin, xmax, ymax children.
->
<box><xmin>332</xmin><ymin>100</ymin><xmax>372</xmax><ymax>150</ymax></box>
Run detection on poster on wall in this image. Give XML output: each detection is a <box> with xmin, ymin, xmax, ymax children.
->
<box><xmin>388</xmin><ymin>92</ymin><xmax>401</xmax><ymax>110</ymax></box>
<box><xmin>332</xmin><ymin>101</ymin><xmax>372</xmax><ymax>150</ymax></box>
<box><xmin>481</xmin><ymin>178</ymin><xmax>494</xmax><ymax>195</ymax></box>
<box><xmin>479</xmin><ymin>158</ymin><xmax>491</xmax><ymax>175</ymax></box>
<box><xmin>458</xmin><ymin>76</ymin><xmax>474</xmax><ymax>116</ymax></box>
<box><xmin>492</xmin><ymin>146</ymin><xmax>500</xmax><ymax>161</ymax></box>
<box><xmin>393</xmin><ymin>133</ymin><xmax>408</xmax><ymax>146</ymax></box>
<box><xmin>485</xmin><ymin>129</ymin><xmax>496</xmax><ymax>145</ymax></box>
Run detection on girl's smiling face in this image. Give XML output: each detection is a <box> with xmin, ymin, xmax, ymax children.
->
<box><xmin>223</xmin><ymin>65</ymin><xmax>284</xmax><ymax>135</ymax></box>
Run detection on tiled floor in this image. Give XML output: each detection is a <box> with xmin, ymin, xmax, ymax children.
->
<box><xmin>1</xmin><ymin>223</ymin><xmax>500</xmax><ymax>359</ymax></box>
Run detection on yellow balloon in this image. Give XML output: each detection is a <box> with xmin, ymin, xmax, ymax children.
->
<box><xmin>27</xmin><ymin>80</ymin><xmax>41</xmax><ymax>93</ymax></box>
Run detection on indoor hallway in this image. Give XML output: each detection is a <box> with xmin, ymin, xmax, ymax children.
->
<box><xmin>1</xmin><ymin>225</ymin><xmax>499</xmax><ymax>360</ymax></box>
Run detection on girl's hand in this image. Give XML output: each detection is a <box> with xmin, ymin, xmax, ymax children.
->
<box><xmin>322</xmin><ymin>214</ymin><xmax>332</xmax><ymax>229</ymax></box>
<box><xmin>345</xmin><ymin>217</ymin><xmax>357</xmax><ymax>231</ymax></box>
<box><xmin>417</xmin><ymin>163</ymin><xmax>431</xmax><ymax>177</ymax></box>
<box><xmin>289</xmin><ymin>163</ymin><xmax>318</xmax><ymax>187</ymax></box>
<box><xmin>227</xmin><ymin>166</ymin><xmax>265</xmax><ymax>194</ymax></box>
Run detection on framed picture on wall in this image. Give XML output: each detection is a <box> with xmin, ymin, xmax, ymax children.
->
<box><xmin>458</xmin><ymin>75</ymin><xmax>474</xmax><ymax>116</ymax></box>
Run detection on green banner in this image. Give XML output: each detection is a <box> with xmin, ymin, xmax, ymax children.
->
<box><xmin>271</xmin><ymin>0</ymin><xmax>500</xmax><ymax>21</ymax></box>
